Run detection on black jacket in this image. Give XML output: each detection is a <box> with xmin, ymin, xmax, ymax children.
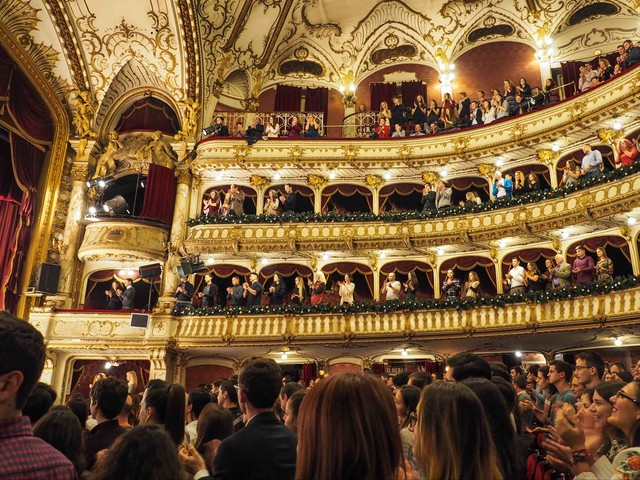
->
<box><xmin>212</xmin><ymin>412</ymin><xmax>297</xmax><ymax>480</ymax></box>
<box><xmin>201</xmin><ymin>283</ymin><xmax>218</xmax><ymax>308</ymax></box>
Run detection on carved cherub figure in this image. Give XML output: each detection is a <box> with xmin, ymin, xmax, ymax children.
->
<box><xmin>93</xmin><ymin>131</ymin><xmax>123</xmax><ymax>179</ymax></box>
<box><xmin>71</xmin><ymin>90</ymin><xmax>97</xmax><ymax>139</ymax></box>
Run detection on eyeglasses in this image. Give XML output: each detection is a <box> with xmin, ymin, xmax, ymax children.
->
<box><xmin>573</xmin><ymin>365</ymin><xmax>589</xmax><ymax>370</ymax></box>
<box><xmin>616</xmin><ymin>390</ymin><xmax>640</xmax><ymax>407</ymax></box>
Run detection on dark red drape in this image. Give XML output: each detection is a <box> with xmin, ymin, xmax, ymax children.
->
<box><xmin>502</xmin><ymin>248</ymin><xmax>557</xmax><ymax>268</ymax></box>
<box><xmin>567</xmin><ymin>236</ymin><xmax>631</xmax><ymax>263</ymax></box>
<box><xmin>560</xmin><ymin>61</ymin><xmax>581</xmax><ymax>98</ymax></box>
<box><xmin>401</xmin><ymin>81</ymin><xmax>426</xmax><ymax>107</ymax></box>
<box><xmin>380</xmin><ymin>260</ymin><xmax>435</xmax><ymax>291</ymax></box>
<box><xmin>441</xmin><ymin>256</ymin><xmax>497</xmax><ymax>292</ymax></box>
<box><xmin>115</xmin><ymin>97</ymin><xmax>180</xmax><ymax>135</ymax></box>
<box><xmin>0</xmin><ymin>200</ymin><xmax>21</xmax><ymax>312</ymax></box>
<box><xmin>305</xmin><ymin>87</ymin><xmax>328</xmax><ymax>128</ymax></box>
<box><xmin>370</xmin><ymin>83</ymin><xmax>397</xmax><ymax>111</ymax></box>
<box><xmin>275</xmin><ymin>85</ymin><xmax>303</xmax><ymax>111</ymax></box>
<box><xmin>302</xmin><ymin>363</ymin><xmax>317</xmax><ymax>386</ymax></box>
<box><xmin>139</xmin><ymin>164</ymin><xmax>176</xmax><ymax>225</ymax></box>
<box><xmin>321</xmin><ymin>262</ymin><xmax>374</xmax><ymax>298</ymax></box>
<box><xmin>321</xmin><ymin>184</ymin><xmax>373</xmax><ymax>211</ymax></box>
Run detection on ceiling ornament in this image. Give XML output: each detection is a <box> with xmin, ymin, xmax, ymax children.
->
<box><xmin>278</xmin><ymin>46</ymin><xmax>325</xmax><ymax>77</ymax></box>
<box><xmin>370</xmin><ymin>33</ymin><xmax>417</xmax><ymax>66</ymax></box>
<box><xmin>555</xmin><ymin>26</ymin><xmax>640</xmax><ymax>57</ymax></box>
<box><xmin>176</xmin><ymin>0</ymin><xmax>199</xmax><ymax>99</ymax></box>
<box><xmin>0</xmin><ymin>0</ymin><xmax>72</xmax><ymax>102</ymax></box>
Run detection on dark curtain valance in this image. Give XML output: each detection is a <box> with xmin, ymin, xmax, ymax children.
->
<box><xmin>205</xmin><ymin>265</ymin><xmax>251</xmax><ymax>279</ymax></box>
<box><xmin>567</xmin><ymin>236</ymin><xmax>631</xmax><ymax>263</ymax></box>
<box><xmin>401</xmin><ymin>81</ymin><xmax>426</xmax><ymax>107</ymax></box>
<box><xmin>441</xmin><ymin>256</ymin><xmax>496</xmax><ymax>290</ymax></box>
<box><xmin>321</xmin><ymin>184</ymin><xmax>373</xmax><ymax>211</ymax></box>
<box><xmin>380</xmin><ymin>260</ymin><xmax>434</xmax><ymax>291</ymax></box>
<box><xmin>259</xmin><ymin>264</ymin><xmax>313</xmax><ymax>280</ymax></box>
<box><xmin>268</xmin><ymin>184</ymin><xmax>314</xmax><ymax>199</ymax></box>
<box><xmin>502</xmin><ymin>248</ymin><xmax>557</xmax><ymax>267</ymax></box>
<box><xmin>115</xmin><ymin>97</ymin><xmax>180</xmax><ymax>135</ymax></box>
<box><xmin>321</xmin><ymin>262</ymin><xmax>374</xmax><ymax>297</ymax></box>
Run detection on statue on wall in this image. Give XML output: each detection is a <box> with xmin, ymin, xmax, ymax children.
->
<box><xmin>137</xmin><ymin>130</ymin><xmax>178</xmax><ymax>168</ymax></box>
<box><xmin>93</xmin><ymin>131</ymin><xmax>123</xmax><ymax>179</ymax></box>
<box><xmin>177</xmin><ymin>97</ymin><xmax>201</xmax><ymax>139</ymax></box>
<box><xmin>70</xmin><ymin>90</ymin><xmax>97</xmax><ymax>139</ymax></box>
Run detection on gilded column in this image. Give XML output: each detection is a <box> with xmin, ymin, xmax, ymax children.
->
<box><xmin>149</xmin><ymin>347</ymin><xmax>169</xmax><ymax>381</ymax></box>
<box><xmin>493</xmin><ymin>248</ymin><xmax>504</xmax><ymax>295</ymax></box>
<box><xmin>160</xmin><ymin>167</ymin><xmax>191</xmax><ymax>301</ymax></box>
<box><xmin>629</xmin><ymin>229</ymin><xmax>640</xmax><ymax>275</ymax></box>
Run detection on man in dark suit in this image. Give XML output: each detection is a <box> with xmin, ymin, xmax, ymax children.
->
<box><xmin>120</xmin><ymin>278</ymin><xmax>135</xmax><ymax>310</ymax></box>
<box><xmin>390</xmin><ymin>96</ymin><xmax>405</xmax><ymax>128</ymax></box>
<box><xmin>174</xmin><ymin>275</ymin><xmax>195</xmax><ymax>308</ymax></box>
<box><xmin>279</xmin><ymin>184</ymin><xmax>297</xmax><ymax>213</ymax></box>
<box><xmin>211</xmin><ymin>358</ymin><xmax>297</xmax><ymax>479</ymax></box>
<box><xmin>226</xmin><ymin>276</ymin><xmax>245</xmax><ymax>307</ymax></box>
<box><xmin>210</xmin><ymin>116</ymin><xmax>229</xmax><ymax>137</ymax></box>
<box><xmin>86</xmin><ymin>377</ymin><xmax>127</xmax><ymax>469</ymax></box>
<box><xmin>198</xmin><ymin>274</ymin><xmax>218</xmax><ymax>308</ymax></box>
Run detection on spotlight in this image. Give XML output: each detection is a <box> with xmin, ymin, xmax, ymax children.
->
<box><xmin>552</xmin><ymin>144</ymin><xmax>560</xmax><ymax>152</ymax></box>
<box><xmin>86</xmin><ymin>176</ymin><xmax>114</xmax><ymax>189</ymax></box>
<box><xmin>628</xmin><ymin>217</ymin><xmax>637</xmax><ymax>225</ymax></box>
<box><xmin>515</xmin><ymin>351</ymin><xmax>522</xmax><ymax>358</ymax></box>
<box><xmin>614</xmin><ymin>337</ymin><xmax>622</xmax><ymax>346</ymax></box>
<box><xmin>613</xmin><ymin>122</ymin><xmax>622</xmax><ymax>131</ymax></box>
<box><xmin>88</xmin><ymin>206</ymin><xmax>97</xmax><ymax>215</ymax></box>
<box><xmin>105</xmin><ymin>361</ymin><xmax>112</xmax><ymax>369</ymax></box>
<box><xmin>102</xmin><ymin>195</ymin><xmax>130</xmax><ymax>215</ymax></box>
<box><xmin>384</xmin><ymin>172</ymin><xmax>392</xmax><ymax>180</ymax></box>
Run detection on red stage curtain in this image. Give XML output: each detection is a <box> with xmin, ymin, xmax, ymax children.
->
<box><xmin>321</xmin><ymin>262</ymin><xmax>374</xmax><ymax>298</ymax></box>
<box><xmin>275</xmin><ymin>85</ymin><xmax>303</xmax><ymax>111</ymax></box>
<box><xmin>321</xmin><ymin>184</ymin><xmax>373</xmax><ymax>211</ymax></box>
<box><xmin>370</xmin><ymin>83</ymin><xmax>397</xmax><ymax>111</ymax></box>
<box><xmin>560</xmin><ymin>61</ymin><xmax>581</xmax><ymax>98</ymax></box>
<box><xmin>115</xmin><ymin>97</ymin><xmax>180</xmax><ymax>135</ymax></box>
<box><xmin>401</xmin><ymin>81</ymin><xmax>426</xmax><ymax>107</ymax></box>
<box><xmin>305</xmin><ymin>87</ymin><xmax>328</xmax><ymax>128</ymax></box>
<box><xmin>139</xmin><ymin>164</ymin><xmax>176</xmax><ymax>225</ymax></box>
<box><xmin>0</xmin><ymin>200</ymin><xmax>21</xmax><ymax>311</ymax></box>
<box><xmin>206</xmin><ymin>265</ymin><xmax>251</xmax><ymax>278</ymax></box>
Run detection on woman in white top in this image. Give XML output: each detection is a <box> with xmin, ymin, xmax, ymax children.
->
<box><xmin>264</xmin><ymin>189</ymin><xmax>279</xmax><ymax>215</ymax></box>
<box><xmin>482</xmin><ymin>99</ymin><xmax>496</xmax><ymax>124</ymax></box>
<box><xmin>338</xmin><ymin>274</ymin><xmax>355</xmax><ymax>305</ymax></box>
<box><xmin>264</xmin><ymin>115</ymin><xmax>280</xmax><ymax>138</ymax></box>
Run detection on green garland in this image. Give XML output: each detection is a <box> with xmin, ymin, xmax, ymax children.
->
<box><xmin>172</xmin><ymin>275</ymin><xmax>640</xmax><ymax>317</ymax></box>
<box><xmin>187</xmin><ymin>164</ymin><xmax>640</xmax><ymax>227</ymax></box>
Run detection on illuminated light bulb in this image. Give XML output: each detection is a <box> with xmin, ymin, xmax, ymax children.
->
<box><xmin>449</xmin><ymin>63</ymin><xmax>455</xmax><ymax>71</ymax></box>
<box><xmin>88</xmin><ymin>206</ymin><xmax>97</xmax><ymax>214</ymax></box>
<box><xmin>207</xmin><ymin>257</ymin><xmax>215</xmax><ymax>265</ymax></box>
<box><xmin>440</xmin><ymin>169</ymin><xmax>448</xmax><ymax>177</ymax></box>
<box><xmin>547</xmin><ymin>48</ymin><xmax>554</xmax><ymax>56</ymax></box>
<box><xmin>436</xmin><ymin>248</ymin><xmax>444</xmax><ymax>255</ymax></box>
<box><xmin>273</xmin><ymin>172</ymin><xmax>281</xmax><ymax>181</ymax></box>
<box><xmin>329</xmin><ymin>171</ymin><xmax>336</xmax><ymax>180</ymax></box>
<box><xmin>499</xmin><ymin>239</ymin><xmax>507</xmax><ymax>248</ymax></box>
<box><xmin>402</xmin><ymin>349</ymin><xmax>408</xmax><ymax>357</ymax></box>
<box><xmin>613</xmin><ymin>121</ymin><xmax>622</xmax><ymax>131</ymax></box>
<box><xmin>515</xmin><ymin>351</ymin><xmax>522</xmax><ymax>358</ymax></box>
<box><xmin>339</xmin><ymin>85</ymin><xmax>345</xmax><ymax>93</ymax></box>
<box><xmin>448</xmin><ymin>73</ymin><xmax>455</xmax><ymax>81</ymax></box>
<box><xmin>614</xmin><ymin>337</ymin><xmax>622</xmax><ymax>346</ymax></box>
<box><xmin>281</xmin><ymin>352</ymin><xmax>288</xmax><ymax>360</ymax></box>
<box><xmin>105</xmin><ymin>361</ymin><xmax>112</xmax><ymax>369</ymax></box>
<box><xmin>349</xmin><ymin>83</ymin><xmax>355</xmax><ymax>92</ymax></box>
<box><xmin>322</xmin><ymin>252</ymin><xmax>329</xmax><ymax>260</ymax></box>
<box><xmin>127</xmin><ymin>269</ymin><xmax>135</xmax><ymax>276</ymax></box>
<box><xmin>495</xmin><ymin>159</ymin><xmax>503</xmax><ymax>167</ymax></box>
<box><xmin>545</xmin><ymin>36</ymin><xmax>553</xmax><ymax>46</ymax></box>
<box><xmin>562</xmin><ymin>231</ymin><xmax>570</xmax><ymax>239</ymax></box>
<box><xmin>384</xmin><ymin>172</ymin><xmax>391</xmax><ymax>180</ymax></box>
<box><xmin>98</xmin><ymin>180</ymin><xmax>106</xmax><ymax>188</ymax></box>
<box><xmin>215</xmin><ymin>172</ymin><xmax>223</xmax><ymax>181</ymax></box>
<box><xmin>261</xmin><ymin>258</ymin><xmax>269</xmax><ymax>265</ymax></box>
<box><xmin>552</xmin><ymin>144</ymin><xmax>560</xmax><ymax>152</ymax></box>
<box><xmin>379</xmin><ymin>252</ymin><xmax>386</xmax><ymax>259</ymax></box>
<box><xmin>628</xmin><ymin>217</ymin><xmax>637</xmax><ymax>225</ymax></box>
<box><xmin>119</xmin><ymin>269</ymin><xmax>126</xmax><ymax>276</ymax></box>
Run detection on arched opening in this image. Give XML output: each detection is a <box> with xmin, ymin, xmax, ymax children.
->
<box><xmin>556</xmin><ymin>146</ymin><xmax>615</xmax><ymax>184</ymax></box>
<box><xmin>321</xmin><ymin>262</ymin><xmax>374</xmax><ymax>302</ymax></box>
<box><xmin>440</xmin><ymin>256</ymin><xmax>497</xmax><ymax>297</ymax></box>
<box><xmin>0</xmin><ymin>45</ymin><xmax>54</xmax><ymax>312</ymax></box>
<box><xmin>115</xmin><ymin>97</ymin><xmax>181</xmax><ymax>135</ymax></box>
<box><xmin>99</xmin><ymin>174</ymin><xmax>147</xmax><ymax>217</ymax></box>
<box><xmin>379</xmin><ymin>183</ymin><xmax>423</xmax><ymax>213</ymax></box>
<box><xmin>185</xmin><ymin>364</ymin><xmax>235</xmax><ymax>391</ymax></box>
<box><xmin>379</xmin><ymin>261</ymin><xmax>434</xmax><ymax>299</ymax></box>
<box><xmin>567</xmin><ymin>236</ymin><xmax>633</xmax><ymax>278</ymax></box>
<box><xmin>321</xmin><ymin>184</ymin><xmax>373</xmax><ymax>214</ymax></box>
<box><xmin>266</xmin><ymin>184</ymin><xmax>314</xmax><ymax>213</ymax></box>
<box><xmin>503</xmin><ymin>164</ymin><xmax>552</xmax><ymax>193</ymax></box>
<box><xmin>83</xmin><ymin>269</ymin><xmax>160</xmax><ymax>311</ymax></box>
<box><xmin>69</xmin><ymin>359</ymin><xmax>150</xmax><ymax>399</ymax></box>
<box><xmin>202</xmin><ymin>185</ymin><xmax>257</xmax><ymax>215</ymax></box>
<box><xmin>448</xmin><ymin>177</ymin><xmax>491</xmax><ymax>205</ymax></box>
<box><xmin>192</xmin><ymin>264</ymin><xmax>251</xmax><ymax>307</ymax></box>
<box><xmin>259</xmin><ymin>263</ymin><xmax>314</xmax><ymax>305</ymax></box>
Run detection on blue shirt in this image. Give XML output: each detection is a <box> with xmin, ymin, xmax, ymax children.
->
<box><xmin>581</xmin><ymin>149</ymin><xmax>603</xmax><ymax>171</ymax></box>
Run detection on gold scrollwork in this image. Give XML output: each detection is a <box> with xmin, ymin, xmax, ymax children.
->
<box><xmin>249</xmin><ymin>174</ymin><xmax>270</xmax><ymax>188</ymax></box>
<box><xmin>477</xmin><ymin>164</ymin><xmax>496</xmax><ymax>178</ymax></box>
<box><xmin>537</xmin><ymin>149</ymin><xmax>560</xmax><ymax>166</ymax></box>
<box><xmin>306</xmin><ymin>174</ymin><xmax>327</xmax><ymax>188</ymax></box>
<box><xmin>365</xmin><ymin>174</ymin><xmax>383</xmax><ymax>189</ymax></box>
<box><xmin>597</xmin><ymin>128</ymin><xmax>624</xmax><ymax>146</ymax></box>
<box><xmin>422</xmin><ymin>171</ymin><xmax>438</xmax><ymax>185</ymax></box>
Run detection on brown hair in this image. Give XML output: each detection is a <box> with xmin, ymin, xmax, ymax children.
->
<box><xmin>295</xmin><ymin>372</ymin><xmax>404</xmax><ymax>480</ymax></box>
<box><xmin>414</xmin><ymin>382</ymin><xmax>504</xmax><ymax>480</ymax></box>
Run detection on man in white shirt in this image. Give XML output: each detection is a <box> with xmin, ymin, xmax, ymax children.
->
<box><xmin>381</xmin><ymin>272</ymin><xmax>402</xmax><ymax>301</ymax></box>
<box><xmin>505</xmin><ymin>257</ymin><xmax>526</xmax><ymax>294</ymax></box>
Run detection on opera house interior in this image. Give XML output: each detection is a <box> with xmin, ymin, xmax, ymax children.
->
<box><xmin>3</xmin><ymin>1</ymin><xmax>640</xmax><ymax>472</ymax></box>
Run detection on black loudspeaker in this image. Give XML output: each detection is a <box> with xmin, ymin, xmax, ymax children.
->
<box><xmin>180</xmin><ymin>260</ymin><xmax>193</xmax><ymax>275</ymax></box>
<box><xmin>139</xmin><ymin>263</ymin><xmax>162</xmax><ymax>278</ymax></box>
<box><xmin>35</xmin><ymin>263</ymin><xmax>60</xmax><ymax>294</ymax></box>
<box><xmin>130</xmin><ymin>313</ymin><xmax>149</xmax><ymax>328</ymax></box>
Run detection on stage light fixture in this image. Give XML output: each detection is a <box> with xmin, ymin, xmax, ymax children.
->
<box><xmin>86</xmin><ymin>176</ymin><xmax>115</xmax><ymax>189</ymax></box>
<box><xmin>102</xmin><ymin>195</ymin><xmax>130</xmax><ymax>214</ymax></box>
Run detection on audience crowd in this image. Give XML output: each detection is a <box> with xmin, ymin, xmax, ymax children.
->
<box><xmin>203</xmin><ymin>43</ymin><xmax>639</xmax><ymax>143</ymax></box>
<box><xmin>2</xmin><ymin>310</ymin><xmax>640</xmax><ymax>480</ymax></box>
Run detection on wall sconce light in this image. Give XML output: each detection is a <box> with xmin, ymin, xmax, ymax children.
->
<box><xmin>339</xmin><ymin>70</ymin><xmax>358</xmax><ymax>107</ymax></box>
